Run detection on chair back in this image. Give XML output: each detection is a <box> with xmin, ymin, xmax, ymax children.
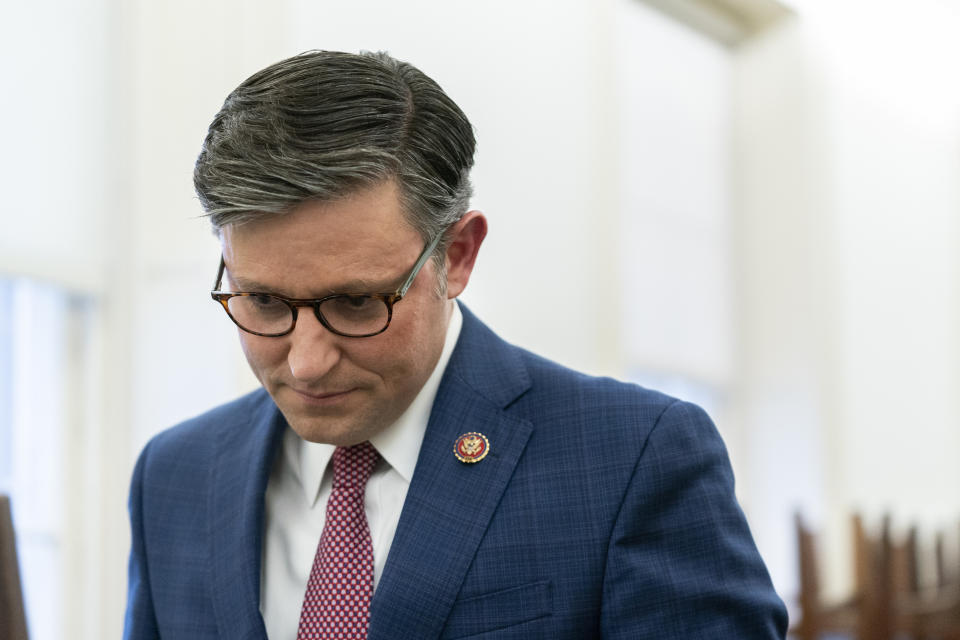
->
<box><xmin>0</xmin><ymin>494</ymin><xmax>29</xmax><ymax>640</ymax></box>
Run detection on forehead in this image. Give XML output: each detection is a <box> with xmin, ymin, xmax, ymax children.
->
<box><xmin>220</xmin><ymin>180</ymin><xmax>422</xmax><ymax>293</ymax></box>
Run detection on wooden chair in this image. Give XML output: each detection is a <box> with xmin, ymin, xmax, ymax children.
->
<box><xmin>0</xmin><ymin>494</ymin><xmax>29</xmax><ymax>640</ymax></box>
<box><xmin>885</xmin><ymin>516</ymin><xmax>920</xmax><ymax>638</ymax></box>
<box><xmin>793</xmin><ymin>511</ymin><xmax>882</xmax><ymax>640</ymax></box>
<box><xmin>797</xmin><ymin>512</ymin><xmax>960</xmax><ymax>640</ymax></box>
<box><xmin>935</xmin><ymin>531</ymin><xmax>948</xmax><ymax>590</ymax></box>
<box><xmin>902</xmin><ymin>521</ymin><xmax>960</xmax><ymax>640</ymax></box>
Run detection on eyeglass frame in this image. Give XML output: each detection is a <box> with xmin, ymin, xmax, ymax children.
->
<box><xmin>211</xmin><ymin>232</ymin><xmax>443</xmax><ymax>338</ymax></box>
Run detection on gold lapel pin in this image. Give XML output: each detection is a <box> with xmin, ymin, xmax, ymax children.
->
<box><xmin>454</xmin><ymin>432</ymin><xmax>490</xmax><ymax>463</ymax></box>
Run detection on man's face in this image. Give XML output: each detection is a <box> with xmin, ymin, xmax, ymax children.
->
<box><xmin>220</xmin><ymin>179</ymin><xmax>453</xmax><ymax>446</ymax></box>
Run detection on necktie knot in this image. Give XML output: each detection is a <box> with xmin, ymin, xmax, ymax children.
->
<box><xmin>332</xmin><ymin>441</ymin><xmax>380</xmax><ymax>491</ymax></box>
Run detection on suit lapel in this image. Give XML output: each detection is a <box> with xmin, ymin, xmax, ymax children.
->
<box><xmin>368</xmin><ymin>304</ymin><xmax>533</xmax><ymax>639</ymax></box>
<box><xmin>209</xmin><ymin>391</ymin><xmax>285</xmax><ymax>640</ymax></box>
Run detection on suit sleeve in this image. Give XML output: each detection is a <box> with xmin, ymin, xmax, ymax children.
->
<box><xmin>124</xmin><ymin>441</ymin><xmax>160</xmax><ymax>640</ymax></box>
<box><xmin>600</xmin><ymin>400</ymin><xmax>788</xmax><ymax>638</ymax></box>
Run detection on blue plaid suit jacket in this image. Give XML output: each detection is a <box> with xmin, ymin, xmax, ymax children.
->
<box><xmin>125</xmin><ymin>304</ymin><xmax>787</xmax><ymax>638</ymax></box>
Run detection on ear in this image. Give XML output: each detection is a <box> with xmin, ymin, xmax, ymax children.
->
<box><xmin>443</xmin><ymin>210</ymin><xmax>487</xmax><ymax>299</ymax></box>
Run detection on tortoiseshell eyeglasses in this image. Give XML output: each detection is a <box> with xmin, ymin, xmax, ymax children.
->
<box><xmin>211</xmin><ymin>233</ymin><xmax>442</xmax><ymax>338</ymax></box>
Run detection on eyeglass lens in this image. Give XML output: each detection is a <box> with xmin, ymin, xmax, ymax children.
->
<box><xmin>226</xmin><ymin>294</ymin><xmax>390</xmax><ymax>337</ymax></box>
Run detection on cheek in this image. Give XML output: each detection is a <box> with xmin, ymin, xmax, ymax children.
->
<box><xmin>351</xmin><ymin>317</ymin><xmax>431</xmax><ymax>379</ymax></box>
<box><xmin>238</xmin><ymin>332</ymin><xmax>288</xmax><ymax>377</ymax></box>
<box><xmin>382</xmin><ymin>306</ymin><xmax>446</xmax><ymax>377</ymax></box>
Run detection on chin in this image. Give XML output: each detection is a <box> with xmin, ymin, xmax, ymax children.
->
<box><xmin>286</xmin><ymin>413</ymin><xmax>381</xmax><ymax>446</ymax></box>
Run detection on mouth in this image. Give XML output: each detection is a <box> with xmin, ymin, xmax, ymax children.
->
<box><xmin>290</xmin><ymin>387</ymin><xmax>358</xmax><ymax>407</ymax></box>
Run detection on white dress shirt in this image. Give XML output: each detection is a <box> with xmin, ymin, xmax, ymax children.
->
<box><xmin>260</xmin><ymin>303</ymin><xmax>463</xmax><ymax>640</ymax></box>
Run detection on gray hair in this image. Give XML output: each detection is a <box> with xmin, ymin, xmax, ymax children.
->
<box><xmin>193</xmin><ymin>50</ymin><xmax>476</xmax><ymax>284</ymax></box>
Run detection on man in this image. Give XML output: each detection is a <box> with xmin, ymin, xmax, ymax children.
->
<box><xmin>125</xmin><ymin>50</ymin><xmax>787</xmax><ymax>639</ymax></box>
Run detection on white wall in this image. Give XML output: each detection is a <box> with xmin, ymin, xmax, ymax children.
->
<box><xmin>733</xmin><ymin>15</ymin><xmax>837</xmax><ymax>605</ymax></box>
<box><xmin>0</xmin><ymin>0</ymin><xmax>111</xmax><ymax>293</ymax></box>
<box><xmin>822</xmin><ymin>1</ymin><xmax>960</xmax><ymax>525</ymax></box>
<box><xmin>733</xmin><ymin>0</ymin><xmax>960</xmax><ymax>605</ymax></box>
<box><xmin>613</xmin><ymin>0</ymin><xmax>738</xmax><ymax>466</ymax></box>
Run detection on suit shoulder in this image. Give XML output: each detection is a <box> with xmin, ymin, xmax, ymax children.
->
<box><xmin>508</xmin><ymin>347</ymin><xmax>721</xmax><ymax>457</ymax></box>
<box><xmin>453</xmin><ymin>308</ymin><xmax>709</xmax><ymax>437</ymax></box>
<box><xmin>517</xmin><ymin>347</ymin><xmax>680</xmax><ymax>415</ymax></box>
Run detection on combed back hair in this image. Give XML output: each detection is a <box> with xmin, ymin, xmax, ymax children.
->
<box><xmin>193</xmin><ymin>50</ymin><xmax>476</xmax><ymax>281</ymax></box>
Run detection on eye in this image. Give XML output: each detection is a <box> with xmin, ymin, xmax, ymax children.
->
<box><xmin>341</xmin><ymin>295</ymin><xmax>373</xmax><ymax>309</ymax></box>
<box><xmin>327</xmin><ymin>295</ymin><xmax>378</xmax><ymax>313</ymax></box>
<box><xmin>321</xmin><ymin>295</ymin><xmax>386</xmax><ymax>323</ymax></box>
<box><xmin>248</xmin><ymin>294</ymin><xmax>288</xmax><ymax>315</ymax></box>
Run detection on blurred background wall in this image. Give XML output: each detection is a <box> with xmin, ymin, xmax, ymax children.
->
<box><xmin>1</xmin><ymin>0</ymin><xmax>958</xmax><ymax>637</ymax></box>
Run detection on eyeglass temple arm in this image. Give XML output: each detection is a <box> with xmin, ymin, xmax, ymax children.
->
<box><xmin>396</xmin><ymin>233</ymin><xmax>443</xmax><ymax>296</ymax></box>
<box><xmin>213</xmin><ymin>256</ymin><xmax>226</xmax><ymax>292</ymax></box>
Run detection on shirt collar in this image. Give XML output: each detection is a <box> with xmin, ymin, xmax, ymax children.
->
<box><xmin>285</xmin><ymin>302</ymin><xmax>464</xmax><ymax>507</ymax></box>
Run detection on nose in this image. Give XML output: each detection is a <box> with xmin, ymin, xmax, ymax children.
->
<box><xmin>286</xmin><ymin>308</ymin><xmax>342</xmax><ymax>382</ymax></box>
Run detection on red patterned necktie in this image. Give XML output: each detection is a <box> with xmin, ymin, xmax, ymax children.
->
<box><xmin>297</xmin><ymin>442</ymin><xmax>380</xmax><ymax>639</ymax></box>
